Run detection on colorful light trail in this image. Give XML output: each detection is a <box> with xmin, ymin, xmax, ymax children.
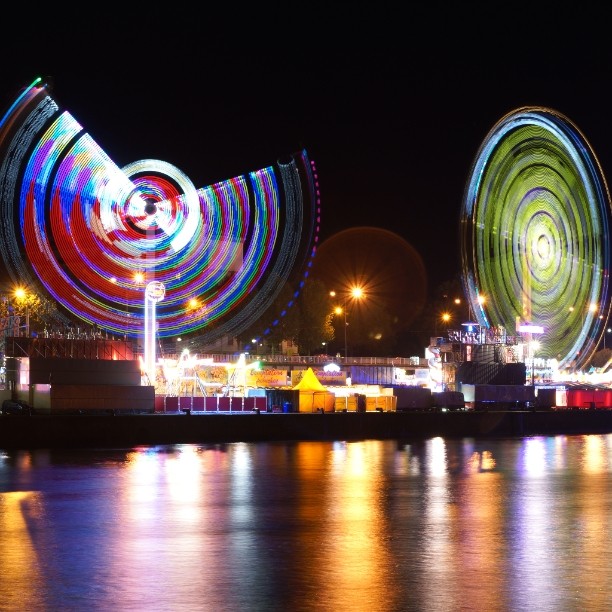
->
<box><xmin>461</xmin><ymin>106</ymin><xmax>612</xmax><ymax>371</ymax></box>
<box><xmin>0</xmin><ymin>78</ymin><xmax>321</xmax><ymax>347</ymax></box>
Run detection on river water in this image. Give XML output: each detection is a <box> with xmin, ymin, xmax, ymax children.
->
<box><xmin>1</xmin><ymin>435</ymin><xmax>611</xmax><ymax>611</ymax></box>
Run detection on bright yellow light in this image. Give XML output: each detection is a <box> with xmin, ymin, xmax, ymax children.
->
<box><xmin>331</xmin><ymin>287</ymin><xmax>364</xmax><ymax>303</ymax></box>
<box><xmin>570</xmin><ymin>303</ymin><xmax>599</xmax><ymax>313</ymax></box>
<box><xmin>334</xmin><ymin>306</ymin><xmax>343</xmax><ymax>315</ymax></box>
<box><xmin>14</xmin><ymin>287</ymin><xmax>26</xmax><ymax>300</ymax></box>
<box><xmin>442</xmin><ymin>312</ymin><xmax>451</xmax><ymax>323</ymax></box>
<box><xmin>134</xmin><ymin>272</ymin><xmax>145</xmax><ymax>284</ymax></box>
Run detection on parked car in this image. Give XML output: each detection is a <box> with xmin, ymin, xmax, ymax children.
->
<box><xmin>1</xmin><ymin>399</ymin><xmax>32</xmax><ymax>415</ymax></box>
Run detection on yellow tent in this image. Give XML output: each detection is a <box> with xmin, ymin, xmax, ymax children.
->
<box><xmin>293</xmin><ymin>367</ymin><xmax>327</xmax><ymax>392</ymax></box>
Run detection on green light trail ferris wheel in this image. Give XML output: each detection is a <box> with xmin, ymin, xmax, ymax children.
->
<box><xmin>460</xmin><ymin>106</ymin><xmax>612</xmax><ymax>371</ymax></box>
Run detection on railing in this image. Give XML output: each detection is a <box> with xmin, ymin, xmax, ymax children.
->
<box><xmin>4</xmin><ymin>336</ymin><xmax>134</xmax><ymax>360</ymax></box>
<box><xmin>3</xmin><ymin>336</ymin><xmax>429</xmax><ymax>368</ymax></box>
<box><xmin>157</xmin><ymin>352</ymin><xmax>429</xmax><ymax>368</ymax></box>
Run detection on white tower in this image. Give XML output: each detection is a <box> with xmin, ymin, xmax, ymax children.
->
<box><xmin>144</xmin><ymin>281</ymin><xmax>165</xmax><ymax>385</ymax></box>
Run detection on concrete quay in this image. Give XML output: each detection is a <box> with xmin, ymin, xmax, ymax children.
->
<box><xmin>2</xmin><ymin>409</ymin><xmax>612</xmax><ymax>450</ymax></box>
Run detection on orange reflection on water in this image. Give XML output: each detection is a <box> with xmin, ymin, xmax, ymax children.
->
<box><xmin>302</xmin><ymin>440</ymin><xmax>398</xmax><ymax>611</ymax></box>
<box><xmin>466</xmin><ymin>450</ymin><xmax>497</xmax><ymax>473</ymax></box>
<box><xmin>0</xmin><ymin>490</ymin><xmax>46</xmax><ymax>610</ymax></box>
<box><xmin>572</xmin><ymin>435</ymin><xmax>611</xmax><ymax>610</ymax></box>
<box><xmin>408</xmin><ymin>438</ymin><xmax>508</xmax><ymax>610</ymax></box>
<box><xmin>583</xmin><ymin>434</ymin><xmax>606</xmax><ymax>473</ymax></box>
<box><xmin>454</xmin><ymin>471</ymin><xmax>507</xmax><ymax>609</ymax></box>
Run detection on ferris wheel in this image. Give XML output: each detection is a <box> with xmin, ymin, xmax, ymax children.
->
<box><xmin>460</xmin><ymin>106</ymin><xmax>612</xmax><ymax>371</ymax></box>
<box><xmin>0</xmin><ymin>77</ymin><xmax>320</xmax><ymax>348</ymax></box>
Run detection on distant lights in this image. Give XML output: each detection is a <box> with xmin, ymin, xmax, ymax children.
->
<box><xmin>518</xmin><ymin>324</ymin><xmax>544</xmax><ymax>335</ymax></box>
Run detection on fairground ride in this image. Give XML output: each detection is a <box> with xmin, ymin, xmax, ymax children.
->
<box><xmin>0</xmin><ymin>77</ymin><xmax>321</xmax><ymax>382</ymax></box>
<box><xmin>460</xmin><ymin>106</ymin><xmax>612</xmax><ymax>376</ymax></box>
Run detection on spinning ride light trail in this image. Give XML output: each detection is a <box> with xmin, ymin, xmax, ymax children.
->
<box><xmin>460</xmin><ymin>106</ymin><xmax>612</xmax><ymax>371</ymax></box>
<box><xmin>0</xmin><ymin>78</ymin><xmax>321</xmax><ymax>361</ymax></box>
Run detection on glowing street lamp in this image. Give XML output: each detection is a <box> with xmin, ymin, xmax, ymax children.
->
<box><xmin>13</xmin><ymin>287</ymin><xmax>31</xmax><ymax>337</ymax></box>
<box><xmin>330</xmin><ymin>286</ymin><xmax>365</xmax><ymax>360</ymax></box>
<box><xmin>439</xmin><ymin>312</ymin><xmax>451</xmax><ymax>335</ymax></box>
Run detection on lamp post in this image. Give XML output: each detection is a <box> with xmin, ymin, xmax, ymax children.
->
<box><xmin>331</xmin><ymin>303</ymin><xmax>348</xmax><ymax>360</ymax></box>
<box><xmin>14</xmin><ymin>287</ymin><xmax>31</xmax><ymax>337</ymax></box>
<box><xmin>342</xmin><ymin>303</ymin><xmax>348</xmax><ymax>360</ymax></box>
<box><xmin>330</xmin><ymin>287</ymin><xmax>364</xmax><ymax>360</ymax></box>
<box><xmin>439</xmin><ymin>312</ymin><xmax>451</xmax><ymax>339</ymax></box>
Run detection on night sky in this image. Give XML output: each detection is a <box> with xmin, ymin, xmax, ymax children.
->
<box><xmin>2</xmin><ymin>5</ymin><xmax>611</xmax><ymax>299</ymax></box>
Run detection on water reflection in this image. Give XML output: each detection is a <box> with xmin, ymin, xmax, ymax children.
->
<box><xmin>0</xmin><ymin>491</ymin><xmax>47</xmax><ymax>610</ymax></box>
<box><xmin>1</xmin><ymin>435</ymin><xmax>612</xmax><ymax>610</ymax></box>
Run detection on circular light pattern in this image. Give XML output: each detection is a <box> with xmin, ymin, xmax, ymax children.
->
<box><xmin>146</xmin><ymin>281</ymin><xmax>166</xmax><ymax>303</ymax></box>
<box><xmin>461</xmin><ymin>106</ymin><xmax>612</xmax><ymax>370</ymax></box>
<box><xmin>0</xmin><ymin>78</ymin><xmax>321</xmax><ymax>344</ymax></box>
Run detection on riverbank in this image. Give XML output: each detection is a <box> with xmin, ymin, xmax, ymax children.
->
<box><xmin>2</xmin><ymin>409</ymin><xmax>612</xmax><ymax>449</ymax></box>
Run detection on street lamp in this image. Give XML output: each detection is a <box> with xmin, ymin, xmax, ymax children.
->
<box><xmin>439</xmin><ymin>312</ymin><xmax>451</xmax><ymax>337</ymax></box>
<box><xmin>330</xmin><ymin>287</ymin><xmax>365</xmax><ymax>360</ymax></box>
<box><xmin>13</xmin><ymin>287</ymin><xmax>31</xmax><ymax>337</ymax></box>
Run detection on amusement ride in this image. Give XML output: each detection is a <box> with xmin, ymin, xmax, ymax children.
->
<box><xmin>1</xmin><ymin>81</ymin><xmax>612</xmax><ymax>400</ymax></box>
<box><xmin>0</xmin><ymin>76</ymin><xmax>321</xmax><ymax>391</ymax></box>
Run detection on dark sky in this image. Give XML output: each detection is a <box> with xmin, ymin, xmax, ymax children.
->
<box><xmin>2</xmin><ymin>4</ymin><xmax>612</xmax><ymax>296</ymax></box>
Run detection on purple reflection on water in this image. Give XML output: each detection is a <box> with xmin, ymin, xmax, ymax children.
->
<box><xmin>1</xmin><ymin>436</ymin><xmax>612</xmax><ymax>610</ymax></box>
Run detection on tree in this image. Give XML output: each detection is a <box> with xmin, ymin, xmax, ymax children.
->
<box><xmin>237</xmin><ymin>281</ymin><xmax>302</xmax><ymax>354</ymax></box>
<box><xmin>0</xmin><ymin>286</ymin><xmax>63</xmax><ymax>356</ymax></box>
<box><xmin>589</xmin><ymin>348</ymin><xmax>612</xmax><ymax>371</ymax></box>
<box><xmin>0</xmin><ymin>288</ymin><xmax>61</xmax><ymax>335</ymax></box>
<box><xmin>296</xmin><ymin>278</ymin><xmax>335</xmax><ymax>355</ymax></box>
<box><xmin>237</xmin><ymin>277</ymin><xmax>335</xmax><ymax>356</ymax></box>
